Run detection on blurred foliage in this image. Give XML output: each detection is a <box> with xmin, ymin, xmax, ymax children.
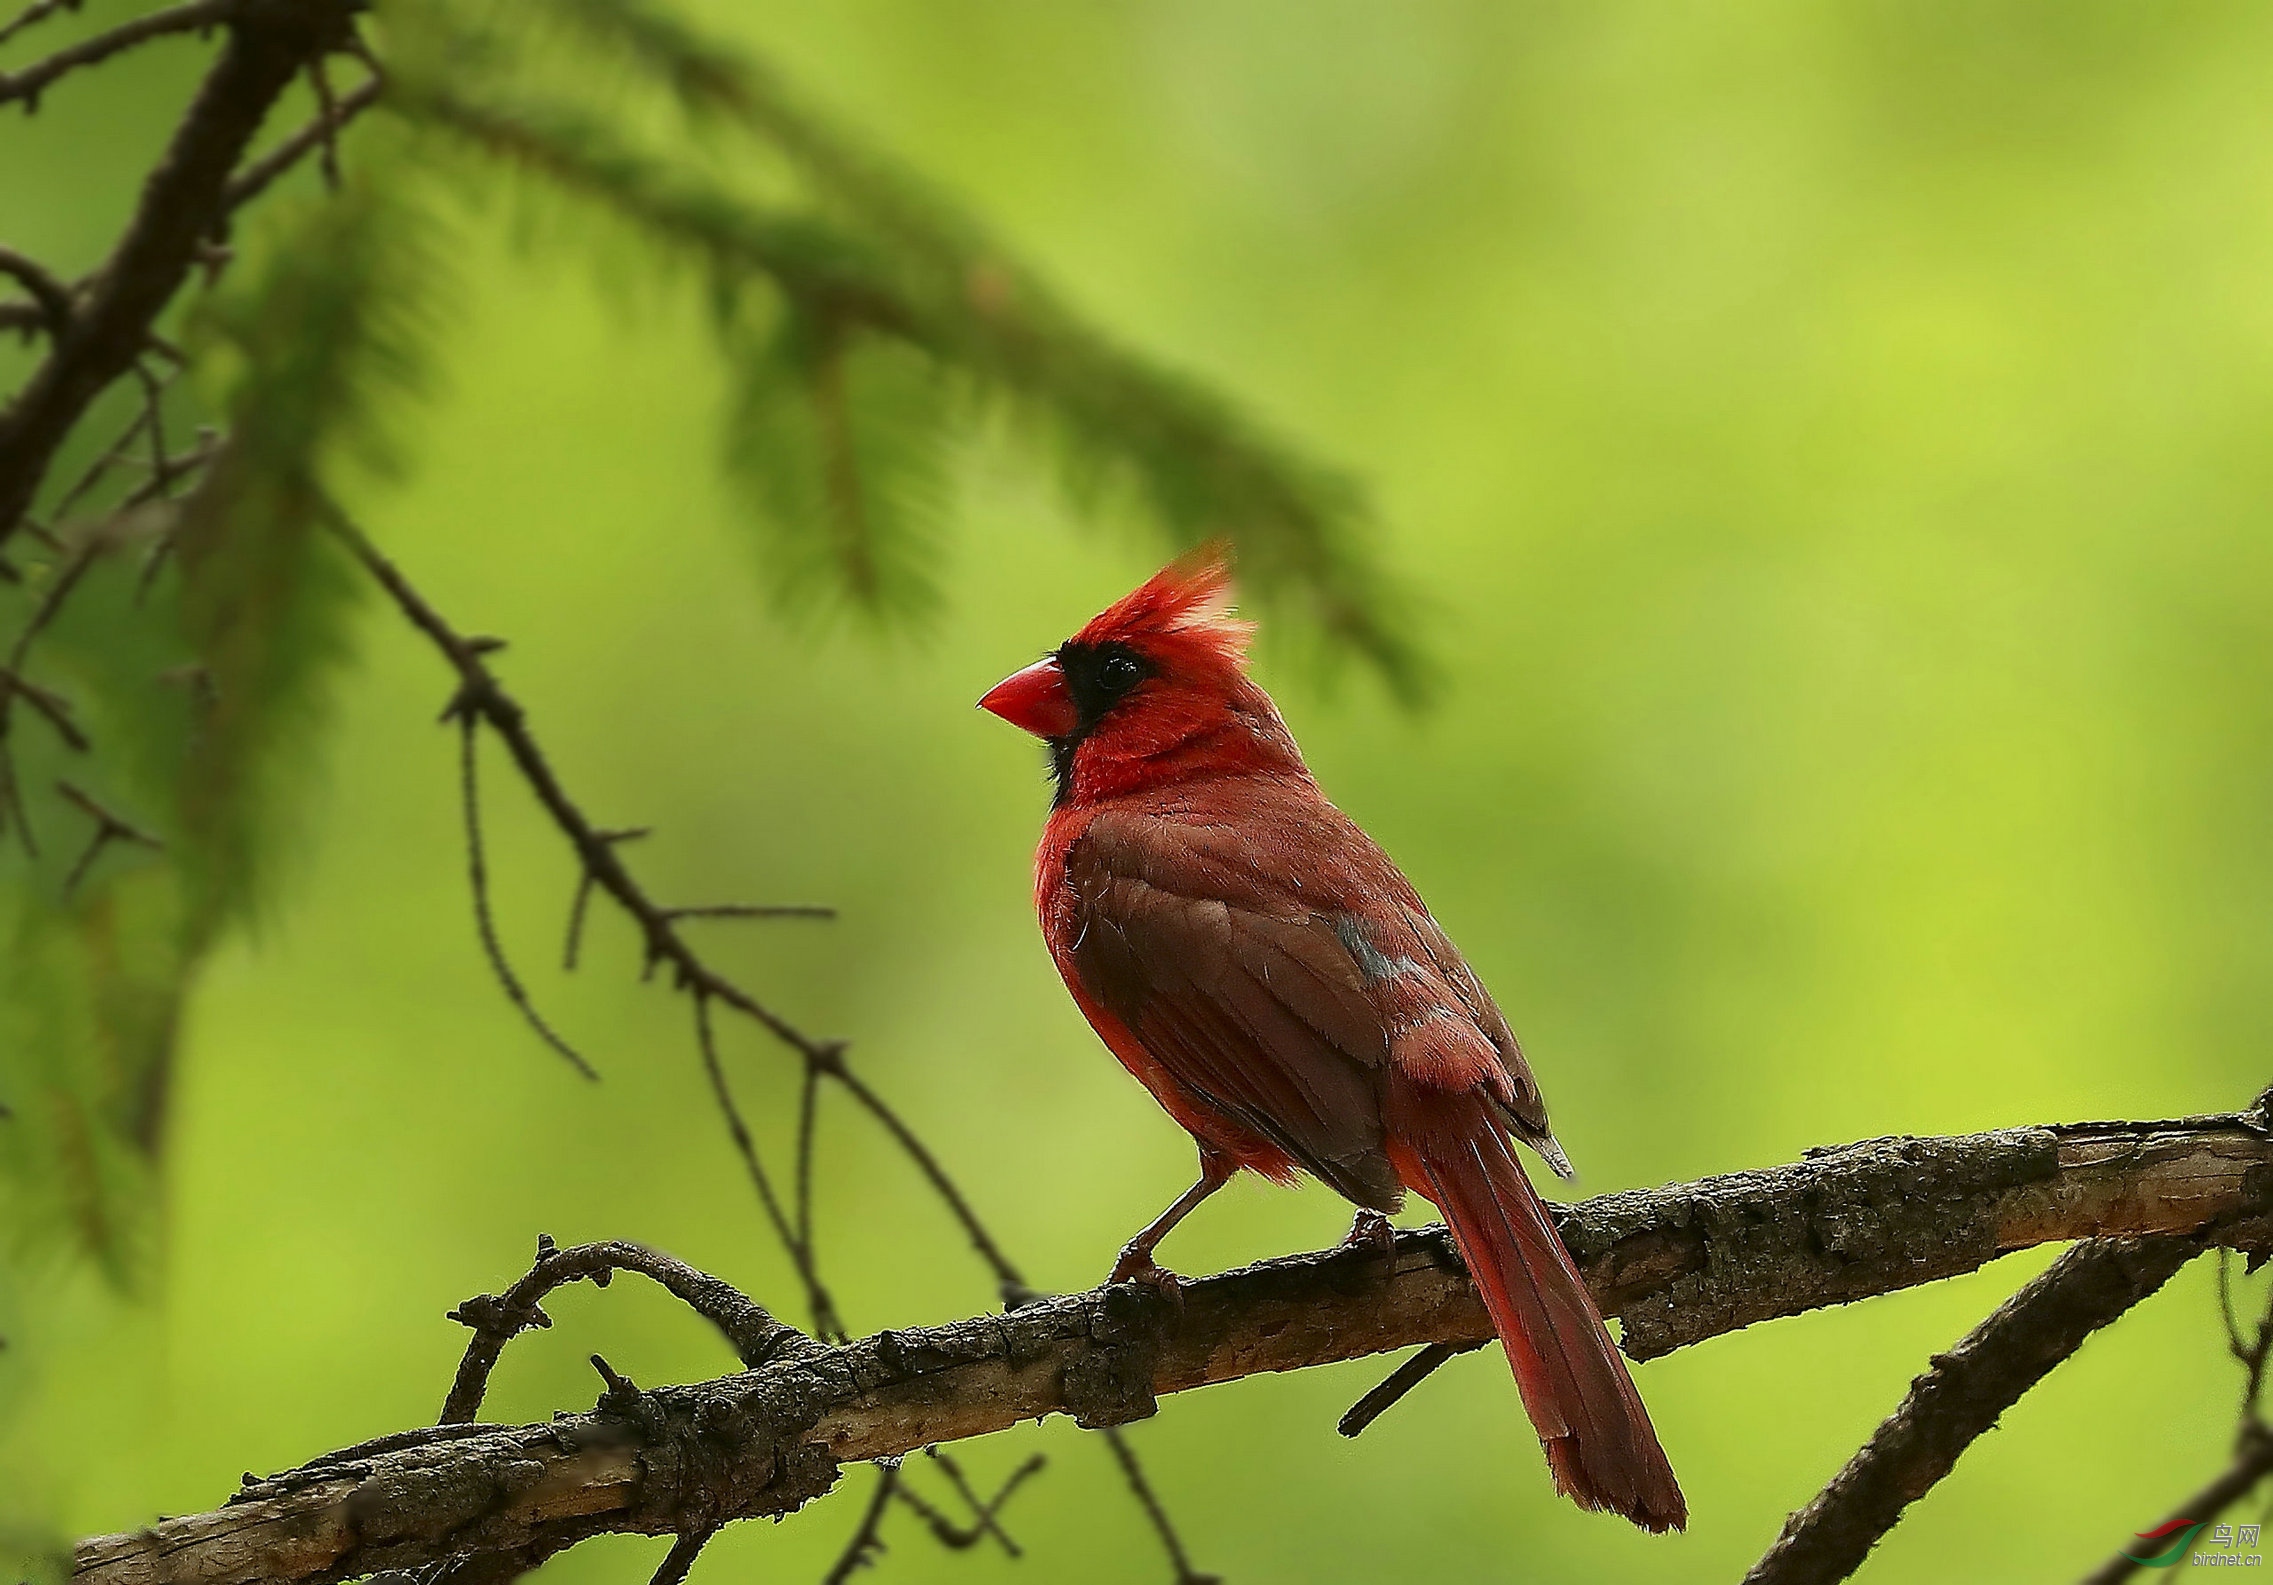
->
<box><xmin>0</xmin><ymin>0</ymin><xmax>1424</xmax><ymax>1572</ymax></box>
<box><xmin>5</xmin><ymin>1</ymin><xmax>2273</xmax><ymax>1583</ymax></box>
<box><xmin>0</xmin><ymin>0</ymin><xmax>1421</xmax><ymax>1289</ymax></box>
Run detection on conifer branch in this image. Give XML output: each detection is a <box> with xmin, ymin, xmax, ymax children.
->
<box><xmin>0</xmin><ymin>0</ymin><xmax>361</xmax><ymax>552</ymax></box>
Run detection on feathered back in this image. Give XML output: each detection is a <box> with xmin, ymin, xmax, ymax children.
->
<box><xmin>1072</xmin><ymin>543</ymin><xmax>1254</xmax><ymax>676</ymax></box>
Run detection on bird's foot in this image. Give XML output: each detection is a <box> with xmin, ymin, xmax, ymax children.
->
<box><xmin>1108</xmin><ymin>1247</ymin><xmax>1185</xmax><ymax>1300</ymax></box>
<box><xmin>1342</xmin><ymin>1208</ymin><xmax>1397</xmax><ymax>1257</ymax></box>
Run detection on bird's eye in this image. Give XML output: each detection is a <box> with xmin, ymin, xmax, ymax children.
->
<box><xmin>1100</xmin><ymin>653</ymin><xmax>1142</xmax><ymax>693</ymax></box>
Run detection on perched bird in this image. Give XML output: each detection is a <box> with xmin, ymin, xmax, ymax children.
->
<box><xmin>978</xmin><ymin>548</ymin><xmax>1685</xmax><ymax>1532</ymax></box>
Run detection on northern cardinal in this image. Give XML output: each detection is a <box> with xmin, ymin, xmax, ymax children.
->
<box><xmin>979</xmin><ymin>549</ymin><xmax>1685</xmax><ymax>1532</ymax></box>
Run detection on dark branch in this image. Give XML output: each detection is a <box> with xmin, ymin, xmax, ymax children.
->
<box><xmin>55</xmin><ymin>776</ymin><xmax>161</xmax><ymax>896</ymax></box>
<box><xmin>76</xmin><ymin>1116</ymin><xmax>2273</xmax><ymax>1585</ymax></box>
<box><xmin>1743</xmin><ymin>1235</ymin><xmax>2204</xmax><ymax>1585</ymax></box>
<box><xmin>691</xmin><ymin>992</ymin><xmax>844</xmax><ymax>1341</ymax></box>
<box><xmin>819</xmin><ymin>1465</ymin><xmax>897</xmax><ymax>1585</ymax></box>
<box><xmin>0</xmin><ymin>243</ymin><xmax>72</xmax><ymax>332</ymax></box>
<box><xmin>1335</xmin><ymin>1339</ymin><xmax>1485</xmax><ymax>1438</ymax></box>
<box><xmin>643</xmin><ymin>1528</ymin><xmax>714</xmax><ymax>1585</ymax></box>
<box><xmin>0</xmin><ymin>0</ymin><xmax>236</xmax><ymax>110</ymax></box>
<box><xmin>221</xmin><ymin>72</ymin><xmax>382</xmax><ymax>212</ymax></box>
<box><xmin>1103</xmin><ymin>1427</ymin><xmax>1219</xmax><ymax>1585</ymax></box>
<box><xmin>452</xmin><ymin>710</ymin><xmax>597</xmax><ymax>1080</ymax></box>
<box><xmin>0</xmin><ymin>0</ymin><xmax>85</xmax><ymax>51</ymax></box>
<box><xmin>0</xmin><ymin>0</ymin><xmax>359</xmax><ymax>551</ymax></box>
<box><xmin>660</xmin><ymin>902</ymin><xmax>835</xmax><ymax>921</ymax></box>
<box><xmin>321</xmin><ymin>502</ymin><xmax>1026</xmax><ymax>1295</ymax></box>
<box><xmin>2080</xmin><ymin>1422</ymin><xmax>2273</xmax><ymax>1585</ymax></box>
<box><xmin>438</xmin><ymin>1235</ymin><xmax>815</xmax><ymax>1427</ymax></box>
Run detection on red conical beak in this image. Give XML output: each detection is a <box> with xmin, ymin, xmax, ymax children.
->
<box><xmin>978</xmin><ymin>656</ymin><xmax>1078</xmax><ymax>738</ymax></box>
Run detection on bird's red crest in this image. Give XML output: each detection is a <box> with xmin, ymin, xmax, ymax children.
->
<box><xmin>1071</xmin><ymin>543</ymin><xmax>1253</xmax><ymax>672</ymax></box>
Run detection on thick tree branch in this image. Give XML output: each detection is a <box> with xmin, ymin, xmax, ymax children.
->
<box><xmin>73</xmin><ymin>1115</ymin><xmax>2273</xmax><ymax>1585</ymax></box>
<box><xmin>0</xmin><ymin>0</ymin><xmax>359</xmax><ymax>550</ymax></box>
<box><xmin>1744</xmin><ymin>1235</ymin><xmax>2203</xmax><ymax>1585</ymax></box>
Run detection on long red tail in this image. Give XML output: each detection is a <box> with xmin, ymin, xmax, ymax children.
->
<box><xmin>1390</xmin><ymin>1090</ymin><xmax>1686</xmax><ymax>1532</ymax></box>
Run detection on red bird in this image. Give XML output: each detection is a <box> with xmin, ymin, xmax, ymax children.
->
<box><xmin>979</xmin><ymin>549</ymin><xmax>1685</xmax><ymax>1532</ymax></box>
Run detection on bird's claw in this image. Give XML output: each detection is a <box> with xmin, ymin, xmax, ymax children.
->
<box><xmin>1108</xmin><ymin>1249</ymin><xmax>1185</xmax><ymax>1305</ymax></box>
<box><xmin>1343</xmin><ymin>1208</ymin><xmax>1397</xmax><ymax>1257</ymax></box>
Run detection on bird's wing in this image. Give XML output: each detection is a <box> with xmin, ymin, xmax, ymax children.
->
<box><xmin>1395</xmin><ymin>903</ymin><xmax>1566</xmax><ymax>1171</ymax></box>
<box><xmin>1064</xmin><ymin>808</ymin><xmax>1405</xmax><ymax>1209</ymax></box>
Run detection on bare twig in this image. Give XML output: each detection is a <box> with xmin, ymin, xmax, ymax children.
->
<box><xmin>55</xmin><ymin>777</ymin><xmax>161</xmax><ymax>896</ymax></box>
<box><xmin>0</xmin><ymin>0</ymin><xmax>360</xmax><ymax>551</ymax></box>
<box><xmin>692</xmin><ymin>992</ymin><xmax>843</xmax><ymax>1341</ymax></box>
<box><xmin>0</xmin><ymin>0</ymin><xmax>236</xmax><ymax>110</ymax></box>
<box><xmin>0</xmin><ymin>666</ymin><xmax>85</xmax><ymax>751</ymax></box>
<box><xmin>2079</xmin><ymin>1249</ymin><xmax>2273</xmax><ymax>1583</ymax></box>
<box><xmin>438</xmin><ymin>1235</ymin><xmax>814</xmax><ymax>1426</ymax></box>
<box><xmin>660</xmin><ymin>902</ymin><xmax>836</xmax><ymax>921</ymax></box>
<box><xmin>2081</xmin><ymin>1422</ymin><xmax>2273</xmax><ymax>1585</ymax></box>
<box><xmin>0</xmin><ymin>533</ymin><xmax>100</xmax><ymax>853</ymax></box>
<box><xmin>452</xmin><ymin>709</ymin><xmax>598</xmax><ymax>1080</ymax></box>
<box><xmin>642</xmin><ymin>1529</ymin><xmax>714</xmax><ymax>1585</ymax></box>
<box><xmin>891</xmin><ymin>1450</ymin><xmax>1045</xmax><ymax>1556</ymax></box>
<box><xmin>819</xmin><ymin>1465</ymin><xmax>897</xmax><ymax>1585</ymax></box>
<box><xmin>0</xmin><ymin>243</ymin><xmax>72</xmax><ymax>331</ymax></box>
<box><xmin>1336</xmin><ymin>1339</ymin><xmax>1485</xmax><ymax>1438</ymax></box>
<box><xmin>0</xmin><ymin>0</ymin><xmax>83</xmax><ymax>51</ymax></box>
<box><xmin>222</xmin><ymin>71</ymin><xmax>381</xmax><ymax>212</ymax></box>
<box><xmin>323</xmin><ymin>503</ymin><xmax>1026</xmax><ymax>1297</ymax></box>
<box><xmin>561</xmin><ymin>825</ymin><xmax>644</xmax><ymax>969</ymax></box>
<box><xmin>1104</xmin><ymin>1427</ymin><xmax>1219</xmax><ymax>1585</ymax></box>
<box><xmin>1744</xmin><ymin>1236</ymin><xmax>2205</xmax><ymax>1585</ymax></box>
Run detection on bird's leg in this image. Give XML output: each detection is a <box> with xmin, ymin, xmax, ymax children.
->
<box><xmin>1342</xmin><ymin>1206</ymin><xmax>1397</xmax><ymax>1257</ymax></box>
<box><xmin>1109</xmin><ymin>1145</ymin><xmax>1237</xmax><ymax>1291</ymax></box>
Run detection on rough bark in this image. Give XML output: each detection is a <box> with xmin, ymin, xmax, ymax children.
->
<box><xmin>1744</xmin><ymin>1236</ymin><xmax>2204</xmax><ymax>1585</ymax></box>
<box><xmin>74</xmin><ymin>1115</ymin><xmax>2273</xmax><ymax>1585</ymax></box>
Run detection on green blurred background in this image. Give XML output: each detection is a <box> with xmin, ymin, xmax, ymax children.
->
<box><xmin>9</xmin><ymin>0</ymin><xmax>2273</xmax><ymax>1579</ymax></box>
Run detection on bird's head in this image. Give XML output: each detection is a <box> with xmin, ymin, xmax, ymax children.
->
<box><xmin>979</xmin><ymin>546</ymin><xmax>1306</xmax><ymax>804</ymax></box>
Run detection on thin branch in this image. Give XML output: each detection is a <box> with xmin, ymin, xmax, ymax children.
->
<box><xmin>795</xmin><ymin>1060</ymin><xmax>820</xmax><ymax>1253</ymax></box>
<box><xmin>1103</xmin><ymin>1427</ymin><xmax>1219</xmax><ymax>1585</ymax></box>
<box><xmin>2081</xmin><ymin>1422</ymin><xmax>2273</xmax><ymax>1585</ymax></box>
<box><xmin>221</xmin><ymin>72</ymin><xmax>382</xmax><ymax>212</ymax></box>
<box><xmin>55</xmin><ymin>777</ymin><xmax>161</xmax><ymax>896</ymax></box>
<box><xmin>890</xmin><ymin>1450</ymin><xmax>1045</xmax><ymax>1557</ymax></box>
<box><xmin>692</xmin><ymin>992</ymin><xmax>844</xmax><ymax>1341</ymax></box>
<box><xmin>0</xmin><ymin>0</ymin><xmax>83</xmax><ymax>51</ymax></box>
<box><xmin>454</xmin><ymin>710</ymin><xmax>597</xmax><ymax>1080</ymax></box>
<box><xmin>0</xmin><ymin>243</ymin><xmax>72</xmax><ymax>331</ymax></box>
<box><xmin>438</xmin><ymin>1236</ymin><xmax>813</xmax><ymax>1426</ymax></box>
<box><xmin>819</xmin><ymin>1465</ymin><xmax>897</xmax><ymax>1585</ymax></box>
<box><xmin>660</xmin><ymin>902</ymin><xmax>836</xmax><ymax>921</ymax></box>
<box><xmin>0</xmin><ymin>666</ymin><xmax>85</xmax><ymax>751</ymax></box>
<box><xmin>822</xmin><ymin>1054</ymin><xmax>1028</xmax><ymax>1299</ymax></box>
<box><xmin>0</xmin><ymin>532</ymin><xmax>100</xmax><ymax>854</ymax></box>
<box><xmin>2080</xmin><ymin>1245</ymin><xmax>2273</xmax><ymax>1582</ymax></box>
<box><xmin>322</xmin><ymin>503</ymin><xmax>1021</xmax><ymax>1294</ymax></box>
<box><xmin>561</xmin><ymin>825</ymin><xmax>644</xmax><ymax>969</ymax></box>
<box><xmin>1336</xmin><ymin>1340</ymin><xmax>1485</xmax><ymax>1438</ymax></box>
<box><xmin>1744</xmin><ymin>1236</ymin><xmax>2205</xmax><ymax>1585</ymax></box>
<box><xmin>643</xmin><ymin>1529</ymin><xmax>714</xmax><ymax>1585</ymax></box>
<box><xmin>0</xmin><ymin>0</ymin><xmax>236</xmax><ymax>111</ymax></box>
<box><xmin>70</xmin><ymin>1116</ymin><xmax>2273</xmax><ymax>1585</ymax></box>
<box><xmin>0</xmin><ymin>0</ymin><xmax>360</xmax><ymax>551</ymax></box>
